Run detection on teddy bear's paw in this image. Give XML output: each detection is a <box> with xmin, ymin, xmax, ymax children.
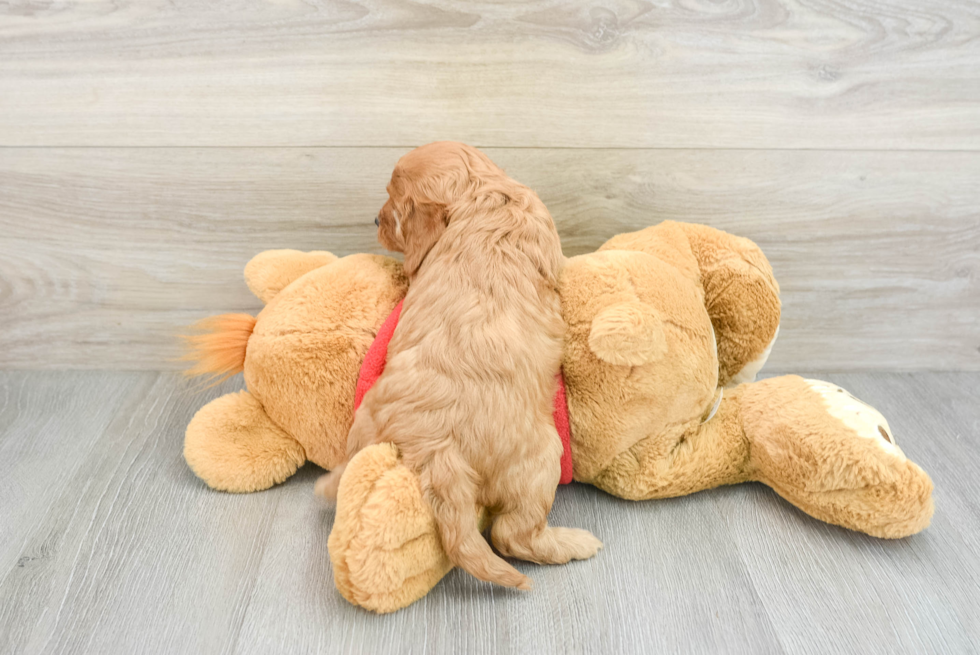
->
<box><xmin>327</xmin><ymin>443</ymin><xmax>452</xmax><ymax>613</ymax></box>
<box><xmin>769</xmin><ymin>378</ymin><xmax>934</xmax><ymax>538</ymax></box>
<box><xmin>804</xmin><ymin>379</ymin><xmax>904</xmax><ymax>456</ymax></box>
<box><xmin>184</xmin><ymin>390</ymin><xmax>306</xmax><ymax>493</ymax></box>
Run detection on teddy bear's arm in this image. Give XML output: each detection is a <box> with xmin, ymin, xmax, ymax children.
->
<box><xmin>243</xmin><ymin>249</ymin><xmax>338</xmax><ymax>304</ymax></box>
<box><xmin>590</xmin><ymin>390</ymin><xmax>751</xmax><ymax>501</ymax></box>
<box><xmin>597</xmin><ymin>222</ymin><xmax>780</xmax><ymax>386</ymax></box>
<box><xmin>740</xmin><ymin>375</ymin><xmax>934</xmax><ymax>538</ymax></box>
<box><xmin>590</xmin><ymin>375</ymin><xmax>933</xmax><ymax>539</ymax></box>
<box><xmin>184</xmin><ymin>389</ymin><xmax>306</xmax><ymax>492</ymax></box>
<box><xmin>670</xmin><ymin>222</ymin><xmax>782</xmax><ymax>387</ymax></box>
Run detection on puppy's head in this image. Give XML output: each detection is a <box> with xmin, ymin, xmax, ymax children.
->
<box><xmin>376</xmin><ymin>142</ymin><xmax>504</xmax><ymax>276</ymax></box>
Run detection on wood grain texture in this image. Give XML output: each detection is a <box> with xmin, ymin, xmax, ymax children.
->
<box><xmin>1</xmin><ymin>147</ymin><xmax>977</xmax><ymax>370</ymax></box>
<box><xmin>0</xmin><ymin>371</ymin><xmax>157</xmax><ymax>576</ymax></box>
<box><xmin>0</xmin><ymin>371</ymin><xmax>977</xmax><ymax>654</ymax></box>
<box><xmin>0</xmin><ymin>373</ymin><xmax>283</xmax><ymax>654</ymax></box>
<box><xmin>1</xmin><ymin>0</ymin><xmax>979</xmax><ymax>148</ymax></box>
<box><xmin>713</xmin><ymin>372</ymin><xmax>980</xmax><ymax>654</ymax></box>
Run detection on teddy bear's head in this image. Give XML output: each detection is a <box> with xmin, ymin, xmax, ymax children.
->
<box><xmin>558</xmin><ymin>249</ymin><xmax>719</xmax><ymax>484</ymax></box>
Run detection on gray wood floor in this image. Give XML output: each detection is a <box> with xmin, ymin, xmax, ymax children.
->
<box><xmin>0</xmin><ymin>371</ymin><xmax>977</xmax><ymax>654</ymax></box>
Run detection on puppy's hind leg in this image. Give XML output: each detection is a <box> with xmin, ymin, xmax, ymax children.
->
<box><xmin>314</xmin><ymin>406</ymin><xmax>379</xmax><ymax>503</ymax></box>
<box><xmin>422</xmin><ymin>449</ymin><xmax>532</xmax><ymax>590</ymax></box>
<box><xmin>490</xmin><ymin>443</ymin><xmax>602</xmax><ymax>565</ymax></box>
<box><xmin>314</xmin><ymin>461</ymin><xmax>346</xmax><ymax>504</ymax></box>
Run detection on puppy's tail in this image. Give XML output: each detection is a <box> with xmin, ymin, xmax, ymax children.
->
<box><xmin>180</xmin><ymin>313</ymin><xmax>256</xmax><ymax>385</ymax></box>
<box><xmin>423</xmin><ymin>450</ymin><xmax>531</xmax><ymax>591</ymax></box>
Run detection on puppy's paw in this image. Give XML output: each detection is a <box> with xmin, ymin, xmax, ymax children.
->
<box><xmin>554</xmin><ymin>527</ymin><xmax>603</xmax><ymax>562</ymax></box>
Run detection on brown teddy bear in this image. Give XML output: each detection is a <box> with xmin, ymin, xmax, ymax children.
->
<box><xmin>183</xmin><ymin>221</ymin><xmax>934</xmax><ymax>613</ymax></box>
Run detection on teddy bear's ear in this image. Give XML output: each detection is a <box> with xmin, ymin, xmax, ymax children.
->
<box><xmin>588</xmin><ymin>301</ymin><xmax>668</xmax><ymax>367</ymax></box>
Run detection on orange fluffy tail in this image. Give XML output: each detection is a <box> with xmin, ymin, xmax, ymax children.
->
<box><xmin>181</xmin><ymin>313</ymin><xmax>256</xmax><ymax>384</ymax></box>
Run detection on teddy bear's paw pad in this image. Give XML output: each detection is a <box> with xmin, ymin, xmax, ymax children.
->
<box><xmin>328</xmin><ymin>443</ymin><xmax>450</xmax><ymax>613</ymax></box>
<box><xmin>804</xmin><ymin>379</ymin><xmax>904</xmax><ymax>457</ymax></box>
<box><xmin>347</xmin><ymin>466</ymin><xmax>452</xmax><ymax>604</ymax></box>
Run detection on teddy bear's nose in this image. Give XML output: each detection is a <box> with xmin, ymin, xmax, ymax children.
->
<box><xmin>375</xmin><ymin>216</ymin><xmax>380</xmax><ymax>227</ymax></box>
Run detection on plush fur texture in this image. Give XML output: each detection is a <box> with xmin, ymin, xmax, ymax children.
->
<box><xmin>182</xmin><ymin>220</ymin><xmax>934</xmax><ymax>613</ymax></box>
<box><xmin>599</xmin><ymin>221</ymin><xmax>781</xmax><ymax>388</ymax></box>
<box><xmin>328</xmin><ymin>443</ymin><xmax>492</xmax><ymax>612</ymax></box>
<box><xmin>243</xmin><ymin>249</ymin><xmax>337</xmax><ymax>303</ymax></box>
<box><xmin>315</xmin><ymin>142</ymin><xmax>600</xmax><ymax>590</ymax></box>
<box><xmin>184</xmin><ymin>253</ymin><xmax>408</xmax><ymax>492</ymax></box>
<box><xmin>185</xmin><ymin>389</ymin><xmax>305</xmax><ymax>493</ymax></box>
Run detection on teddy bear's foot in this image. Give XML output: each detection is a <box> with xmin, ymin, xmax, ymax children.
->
<box><xmin>184</xmin><ymin>390</ymin><xmax>306</xmax><ymax>492</ymax></box>
<box><xmin>742</xmin><ymin>376</ymin><xmax>934</xmax><ymax>538</ymax></box>
<box><xmin>329</xmin><ymin>443</ymin><xmax>485</xmax><ymax>613</ymax></box>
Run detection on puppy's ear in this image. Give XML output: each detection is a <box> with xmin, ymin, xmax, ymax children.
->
<box><xmin>403</xmin><ymin>202</ymin><xmax>448</xmax><ymax>276</ymax></box>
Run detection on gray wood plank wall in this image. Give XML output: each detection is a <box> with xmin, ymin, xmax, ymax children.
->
<box><xmin>1</xmin><ymin>0</ymin><xmax>978</xmax><ymax>371</ymax></box>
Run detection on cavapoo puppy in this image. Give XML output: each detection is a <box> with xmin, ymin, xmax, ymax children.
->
<box><xmin>316</xmin><ymin>142</ymin><xmax>601</xmax><ymax>589</ymax></box>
